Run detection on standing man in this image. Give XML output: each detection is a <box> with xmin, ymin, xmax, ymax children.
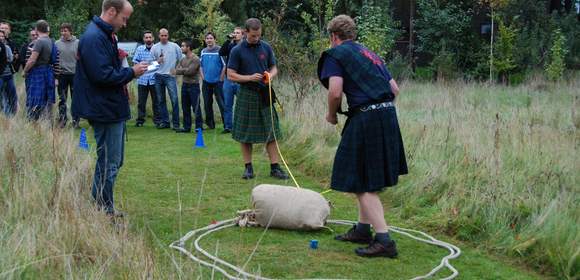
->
<box><xmin>133</xmin><ymin>30</ymin><xmax>159</xmax><ymax>127</ymax></box>
<box><xmin>0</xmin><ymin>22</ymin><xmax>19</xmax><ymax>73</ymax></box>
<box><xmin>227</xmin><ymin>18</ymin><xmax>288</xmax><ymax>180</ymax></box>
<box><xmin>317</xmin><ymin>15</ymin><xmax>407</xmax><ymax>258</ymax></box>
<box><xmin>72</xmin><ymin>0</ymin><xmax>148</xmax><ymax>216</ymax></box>
<box><xmin>0</xmin><ymin>30</ymin><xmax>17</xmax><ymax>116</ymax></box>
<box><xmin>55</xmin><ymin>23</ymin><xmax>80</xmax><ymax>128</ymax></box>
<box><xmin>151</xmin><ymin>28</ymin><xmax>181</xmax><ymax>130</ymax></box>
<box><xmin>18</xmin><ymin>29</ymin><xmax>38</xmax><ymax>72</ymax></box>
<box><xmin>22</xmin><ymin>20</ymin><xmax>56</xmax><ymax>121</ymax></box>
<box><xmin>200</xmin><ymin>32</ymin><xmax>225</xmax><ymax>130</ymax></box>
<box><xmin>219</xmin><ymin>27</ymin><xmax>243</xmax><ymax>134</ymax></box>
<box><xmin>172</xmin><ymin>40</ymin><xmax>203</xmax><ymax>133</ymax></box>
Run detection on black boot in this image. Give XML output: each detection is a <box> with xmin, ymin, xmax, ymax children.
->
<box><xmin>270</xmin><ymin>163</ymin><xmax>289</xmax><ymax>179</ymax></box>
<box><xmin>355</xmin><ymin>239</ymin><xmax>398</xmax><ymax>258</ymax></box>
<box><xmin>242</xmin><ymin>163</ymin><xmax>254</xmax><ymax>179</ymax></box>
<box><xmin>334</xmin><ymin>225</ymin><xmax>373</xmax><ymax>244</ymax></box>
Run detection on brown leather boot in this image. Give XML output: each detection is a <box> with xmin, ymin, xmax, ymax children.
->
<box><xmin>355</xmin><ymin>240</ymin><xmax>398</xmax><ymax>258</ymax></box>
<box><xmin>334</xmin><ymin>225</ymin><xmax>373</xmax><ymax>244</ymax></box>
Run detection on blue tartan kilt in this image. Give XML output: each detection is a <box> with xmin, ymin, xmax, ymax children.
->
<box><xmin>25</xmin><ymin>65</ymin><xmax>55</xmax><ymax>109</ymax></box>
<box><xmin>331</xmin><ymin>106</ymin><xmax>408</xmax><ymax>193</ymax></box>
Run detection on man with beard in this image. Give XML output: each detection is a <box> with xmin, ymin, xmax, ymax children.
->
<box><xmin>133</xmin><ymin>30</ymin><xmax>160</xmax><ymax>127</ymax></box>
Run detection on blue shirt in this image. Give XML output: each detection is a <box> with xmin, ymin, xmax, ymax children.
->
<box><xmin>320</xmin><ymin>42</ymin><xmax>393</xmax><ymax>108</ymax></box>
<box><xmin>200</xmin><ymin>46</ymin><xmax>224</xmax><ymax>83</ymax></box>
<box><xmin>132</xmin><ymin>44</ymin><xmax>156</xmax><ymax>85</ymax></box>
<box><xmin>227</xmin><ymin>40</ymin><xmax>276</xmax><ymax>84</ymax></box>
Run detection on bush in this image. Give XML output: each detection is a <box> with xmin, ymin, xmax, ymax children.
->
<box><xmin>415</xmin><ymin>0</ymin><xmax>472</xmax><ymax>81</ymax></box>
<box><xmin>545</xmin><ymin>28</ymin><xmax>568</xmax><ymax>81</ymax></box>
<box><xmin>387</xmin><ymin>51</ymin><xmax>414</xmax><ymax>81</ymax></box>
<box><xmin>355</xmin><ymin>2</ymin><xmax>399</xmax><ymax>59</ymax></box>
<box><xmin>493</xmin><ymin>19</ymin><xmax>518</xmax><ymax>84</ymax></box>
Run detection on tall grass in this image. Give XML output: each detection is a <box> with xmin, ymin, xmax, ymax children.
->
<box><xmin>279</xmin><ymin>77</ymin><xmax>579</xmax><ymax>279</ymax></box>
<box><xmin>0</xmin><ymin>115</ymin><xmax>160</xmax><ymax>279</ymax></box>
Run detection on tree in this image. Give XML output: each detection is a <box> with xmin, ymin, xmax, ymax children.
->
<box><xmin>356</xmin><ymin>0</ymin><xmax>400</xmax><ymax>59</ymax></box>
<box><xmin>479</xmin><ymin>0</ymin><xmax>509</xmax><ymax>82</ymax></box>
<box><xmin>545</xmin><ymin>28</ymin><xmax>567</xmax><ymax>81</ymax></box>
<box><xmin>415</xmin><ymin>0</ymin><xmax>472</xmax><ymax>80</ymax></box>
<box><xmin>493</xmin><ymin>19</ymin><xmax>517</xmax><ymax>83</ymax></box>
<box><xmin>177</xmin><ymin>0</ymin><xmax>234</xmax><ymax>47</ymax></box>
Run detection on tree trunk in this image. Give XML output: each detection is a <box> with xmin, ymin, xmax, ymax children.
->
<box><xmin>489</xmin><ymin>7</ymin><xmax>494</xmax><ymax>83</ymax></box>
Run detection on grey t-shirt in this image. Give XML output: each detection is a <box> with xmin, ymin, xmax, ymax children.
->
<box><xmin>32</xmin><ymin>37</ymin><xmax>53</xmax><ymax>67</ymax></box>
<box><xmin>151</xmin><ymin>41</ymin><xmax>182</xmax><ymax>75</ymax></box>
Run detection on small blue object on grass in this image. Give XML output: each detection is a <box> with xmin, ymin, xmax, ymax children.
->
<box><xmin>194</xmin><ymin>129</ymin><xmax>205</xmax><ymax>148</ymax></box>
<box><xmin>79</xmin><ymin>128</ymin><xmax>89</xmax><ymax>150</ymax></box>
<box><xmin>310</xmin><ymin>239</ymin><xmax>318</xmax><ymax>249</ymax></box>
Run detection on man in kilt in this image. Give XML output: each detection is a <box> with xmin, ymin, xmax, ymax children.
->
<box><xmin>317</xmin><ymin>15</ymin><xmax>408</xmax><ymax>258</ymax></box>
<box><xmin>22</xmin><ymin>20</ymin><xmax>57</xmax><ymax>121</ymax></box>
<box><xmin>226</xmin><ymin>18</ymin><xmax>289</xmax><ymax>180</ymax></box>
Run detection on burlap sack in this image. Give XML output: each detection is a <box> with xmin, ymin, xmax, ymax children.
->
<box><xmin>251</xmin><ymin>184</ymin><xmax>330</xmax><ymax>230</ymax></box>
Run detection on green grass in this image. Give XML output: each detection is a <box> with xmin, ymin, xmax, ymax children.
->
<box><xmin>96</xmin><ymin>120</ymin><xmax>543</xmax><ymax>279</ymax></box>
<box><xmin>2</xmin><ymin>75</ymin><xmax>568</xmax><ymax>279</ymax></box>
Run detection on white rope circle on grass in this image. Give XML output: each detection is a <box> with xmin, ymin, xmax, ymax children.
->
<box><xmin>170</xmin><ymin>218</ymin><xmax>461</xmax><ymax>280</ymax></box>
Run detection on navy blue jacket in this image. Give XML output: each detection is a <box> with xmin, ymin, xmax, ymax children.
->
<box><xmin>72</xmin><ymin>16</ymin><xmax>134</xmax><ymax>123</ymax></box>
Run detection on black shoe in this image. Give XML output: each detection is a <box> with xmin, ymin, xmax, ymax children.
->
<box><xmin>270</xmin><ymin>167</ymin><xmax>289</xmax><ymax>180</ymax></box>
<box><xmin>355</xmin><ymin>240</ymin><xmax>398</xmax><ymax>258</ymax></box>
<box><xmin>135</xmin><ymin>122</ymin><xmax>144</xmax><ymax>127</ymax></box>
<box><xmin>221</xmin><ymin>129</ymin><xmax>231</xmax><ymax>134</ymax></box>
<box><xmin>175</xmin><ymin>128</ymin><xmax>191</xmax><ymax>133</ymax></box>
<box><xmin>156</xmin><ymin>124</ymin><xmax>170</xmax><ymax>129</ymax></box>
<box><xmin>334</xmin><ymin>225</ymin><xmax>373</xmax><ymax>244</ymax></box>
<box><xmin>72</xmin><ymin>119</ymin><xmax>80</xmax><ymax>129</ymax></box>
<box><xmin>242</xmin><ymin>166</ymin><xmax>255</xmax><ymax>179</ymax></box>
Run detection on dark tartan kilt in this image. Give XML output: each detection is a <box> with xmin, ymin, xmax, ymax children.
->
<box><xmin>331</xmin><ymin>106</ymin><xmax>408</xmax><ymax>193</ymax></box>
<box><xmin>232</xmin><ymin>86</ymin><xmax>282</xmax><ymax>143</ymax></box>
<box><xmin>25</xmin><ymin>65</ymin><xmax>55</xmax><ymax>109</ymax></box>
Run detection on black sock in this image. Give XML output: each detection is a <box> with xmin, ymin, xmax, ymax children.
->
<box><xmin>355</xmin><ymin>222</ymin><xmax>371</xmax><ymax>234</ymax></box>
<box><xmin>245</xmin><ymin>162</ymin><xmax>252</xmax><ymax>169</ymax></box>
<box><xmin>375</xmin><ymin>232</ymin><xmax>392</xmax><ymax>245</ymax></box>
<box><xmin>270</xmin><ymin>163</ymin><xmax>280</xmax><ymax>171</ymax></box>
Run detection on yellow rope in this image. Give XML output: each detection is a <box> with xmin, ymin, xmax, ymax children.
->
<box><xmin>266</xmin><ymin>73</ymin><xmax>301</xmax><ymax>189</ymax></box>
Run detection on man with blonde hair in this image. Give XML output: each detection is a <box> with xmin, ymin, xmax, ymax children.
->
<box><xmin>317</xmin><ymin>15</ymin><xmax>408</xmax><ymax>258</ymax></box>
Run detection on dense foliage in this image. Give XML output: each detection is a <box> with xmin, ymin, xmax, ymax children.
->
<box><xmin>1</xmin><ymin>0</ymin><xmax>578</xmax><ymax>81</ymax></box>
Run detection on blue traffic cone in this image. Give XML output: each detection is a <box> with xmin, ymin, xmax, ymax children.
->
<box><xmin>79</xmin><ymin>128</ymin><xmax>89</xmax><ymax>150</ymax></box>
<box><xmin>194</xmin><ymin>129</ymin><xmax>205</xmax><ymax>148</ymax></box>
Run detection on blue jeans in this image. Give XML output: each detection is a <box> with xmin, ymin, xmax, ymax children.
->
<box><xmin>222</xmin><ymin>78</ymin><xmax>239</xmax><ymax>130</ymax></box>
<box><xmin>155</xmin><ymin>74</ymin><xmax>179</xmax><ymax>128</ymax></box>
<box><xmin>90</xmin><ymin>121</ymin><xmax>125</xmax><ymax>214</ymax></box>
<box><xmin>0</xmin><ymin>74</ymin><xmax>18</xmax><ymax>116</ymax></box>
<box><xmin>202</xmin><ymin>81</ymin><xmax>225</xmax><ymax>129</ymax></box>
<box><xmin>181</xmin><ymin>82</ymin><xmax>203</xmax><ymax>130</ymax></box>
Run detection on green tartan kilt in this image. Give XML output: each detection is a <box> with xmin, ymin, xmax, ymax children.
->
<box><xmin>232</xmin><ymin>86</ymin><xmax>282</xmax><ymax>143</ymax></box>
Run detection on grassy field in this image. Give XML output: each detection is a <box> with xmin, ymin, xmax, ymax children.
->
<box><xmin>1</xmin><ymin>75</ymin><xmax>576</xmax><ymax>279</ymax></box>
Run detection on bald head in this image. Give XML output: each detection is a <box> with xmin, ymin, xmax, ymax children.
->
<box><xmin>159</xmin><ymin>28</ymin><xmax>169</xmax><ymax>44</ymax></box>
